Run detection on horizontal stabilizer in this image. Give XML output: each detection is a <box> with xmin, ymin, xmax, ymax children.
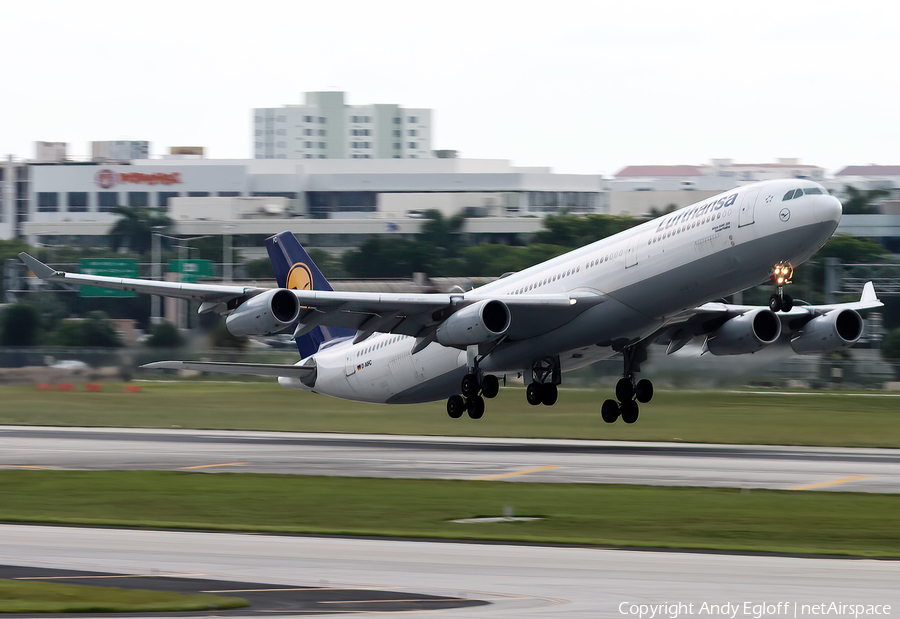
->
<box><xmin>142</xmin><ymin>360</ymin><xmax>315</xmax><ymax>378</ymax></box>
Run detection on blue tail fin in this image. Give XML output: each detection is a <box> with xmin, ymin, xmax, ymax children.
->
<box><xmin>265</xmin><ymin>231</ymin><xmax>353</xmax><ymax>358</ymax></box>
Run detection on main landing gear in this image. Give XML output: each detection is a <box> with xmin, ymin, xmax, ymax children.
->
<box><xmin>446</xmin><ymin>373</ymin><xmax>499</xmax><ymax>420</ymax></box>
<box><xmin>525</xmin><ymin>356</ymin><xmax>561</xmax><ymax>407</ymax></box>
<box><xmin>768</xmin><ymin>261</ymin><xmax>794</xmax><ymax>312</ymax></box>
<box><xmin>602</xmin><ymin>345</ymin><xmax>652</xmax><ymax>424</ymax></box>
<box><xmin>447</xmin><ymin>345</ymin><xmax>500</xmax><ymax>420</ymax></box>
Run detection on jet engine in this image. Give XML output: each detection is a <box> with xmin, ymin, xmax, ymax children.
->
<box><xmin>225</xmin><ymin>289</ymin><xmax>301</xmax><ymax>337</ymax></box>
<box><xmin>436</xmin><ymin>299</ymin><xmax>511</xmax><ymax>347</ymax></box>
<box><xmin>705</xmin><ymin>308</ymin><xmax>782</xmax><ymax>356</ymax></box>
<box><xmin>790</xmin><ymin>309</ymin><xmax>863</xmax><ymax>355</ymax></box>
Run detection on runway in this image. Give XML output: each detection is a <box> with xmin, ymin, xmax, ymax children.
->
<box><xmin>1</xmin><ymin>524</ymin><xmax>898</xmax><ymax>618</ymax></box>
<box><xmin>2</xmin><ymin>425</ymin><xmax>900</xmax><ymax>492</ymax></box>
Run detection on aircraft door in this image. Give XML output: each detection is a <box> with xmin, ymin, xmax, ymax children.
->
<box><xmin>345</xmin><ymin>355</ymin><xmax>356</xmax><ymax>377</ymax></box>
<box><xmin>625</xmin><ymin>230</ymin><xmax>642</xmax><ymax>268</ymax></box>
<box><xmin>738</xmin><ymin>189</ymin><xmax>760</xmax><ymax>227</ymax></box>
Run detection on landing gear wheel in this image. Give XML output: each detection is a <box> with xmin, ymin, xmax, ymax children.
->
<box><xmin>635</xmin><ymin>379</ymin><xmax>654</xmax><ymax>403</ymax></box>
<box><xmin>526</xmin><ymin>383</ymin><xmax>543</xmax><ymax>406</ymax></box>
<box><xmin>615</xmin><ymin>377</ymin><xmax>634</xmax><ymax>403</ymax></box>
<box><xmin>481</xmin><ymin>375</ymin><xmax>500</xmax><ymax>399</ymax></box>
<box><xmin>601</xmin><ymin>399</ymin><xmax>619</xmax><ymax>423</ymax></box>
<box><xmin>769</xmin><ymin>294</ymin><xmax>782</xmax><ymax>312</ymax></box>
<box><xmin>541</xmin><ymin>384</ymin><xmax>558</xmax><ymax>406</ymax></box>
<box><xmin>447</xmin><ymin>395</ymin><xmax>464</xmax><ymax>419</ymax></box>
<box><xmin>466</xmin><ymin>395</ymin><xmax>485</xmax><ymax>419</ymax></box>
<box><xmin>782</xmin><ymin>294</ymin><xmax>794</xmax><ymax>312</ymax></box>
<box><xmin>461</xmin><ymin>373</ymin><xmax>480</xmax><ymax>399</ymax></box>
<box><xmin>620</xmin><ymin>399</ymin><xmax>639</xmax><ymax>424</ymax></box>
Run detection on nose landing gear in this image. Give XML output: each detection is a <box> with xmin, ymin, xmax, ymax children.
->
<box><xmin>768</xmin><ymin>261</ymin><xmax>794</xmax><ymax>312</ymax></box>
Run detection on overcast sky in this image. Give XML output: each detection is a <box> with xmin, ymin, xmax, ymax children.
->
<box><xmin>3</xmin><ymin>0</ymin><xmax>897</xmax><ymax>176</ymax></box>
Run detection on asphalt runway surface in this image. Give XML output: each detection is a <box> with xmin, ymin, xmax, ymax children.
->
<box><xmin>1</xmin><ymin>524</ymin><xmax>898</xmax><ymax>618</ymax></box>
<box><xmin>0</xmin><ymin>564</ymin><xmax>484</xmax><ymax>616</ymax></box>
<box><xmin>2</xmin><ymin>426</ymin><xmax>900</xmax><ymax>492</ymax></box>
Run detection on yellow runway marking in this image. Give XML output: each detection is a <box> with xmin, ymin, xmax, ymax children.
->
<box><xmin>179</xmin><ymin>461</ymin><xmax>248</xmax><ymax>470</ymax></box>
<box><xmin>791</xmin><ymin>474</ymin><xmax>870</xmax><ymax>491</ymax></box>
<box><xmin>0</xmin><ymin>465</ymin><xmax>58</xmax><ymax>470</ymax></box>
<box><xmin>476</xmin><ymin>465</ymin><xmax>559</xmax><ymax>481</ymax></box>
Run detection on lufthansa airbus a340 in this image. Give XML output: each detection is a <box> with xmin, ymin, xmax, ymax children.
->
<box><xmin>21</xmin><ymin>178</ymin><xmax>882</xmax><ymax>424</ymax></box>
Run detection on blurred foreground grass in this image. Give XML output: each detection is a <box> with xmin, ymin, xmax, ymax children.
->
<box><xmin>1</xmin><ymin>382</ymin><xmax>899</xmax><ymax>447</ymax></box>
<box><xmin>0</xmin><ymin>579</ymin><xmax>247</xmax><ymax>613</ymax></box>
<box><xmin>1</xmin><ymin>470</ymin><xmax>898</xmax><ymax>557</ymax></box>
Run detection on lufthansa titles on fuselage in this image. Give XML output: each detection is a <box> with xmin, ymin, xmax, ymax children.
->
<box><xmin>655</xmin><ymin>193</ymin><xmax>738</xmax><ymax>233</ymax></box>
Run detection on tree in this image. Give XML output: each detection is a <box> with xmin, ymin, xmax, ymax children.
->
<box><xmin>109</xmin><ymin>206</ymin><xmax>172</xmax><ymax>255</ymax></box>
<box><xmin>841</xmin><ymin>185</ymin><xmax>889</xmax><ymax>215</ymax></box>
<box><xmin>146</xmin><ymin>321</ymin><xmax>185</xmax><ymax>348</ymax></box>
<box><xmin>881</xmin><ymin>328</ymin><xmax>900</xmax><ymax>378</ymax></box>
<box><xmin>54</xmin><ymin>312</ymin><xmax>122</xmax><ymax>347</ymax></box>
<box><xmin>0</xmin><ymin>303</ymin><xmax>41</xmax><ymax>346</ymax></box>
<box><xmin>533</xmin><ymin>214</ymin><xmax>640</xmax><ymax>248</ymax></box>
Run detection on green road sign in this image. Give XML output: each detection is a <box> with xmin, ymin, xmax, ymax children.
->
<box><xmin>169</xmin><ymin>259</ymin><xmax>215</xmax><ymax>283</ymax></box>
<box><xmin>78</xmin><ymin>258</ymin><xmax>139</xmax><ymax>298</ymax></box>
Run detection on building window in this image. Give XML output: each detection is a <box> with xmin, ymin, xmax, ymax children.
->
<box><xmin>393</xmin><ymin>130</ymin><xmax>400</xmax><ymax>137</ymax></box>
<box><xmin>408</xmin><ymin>142</ymin><xmax>417</xmax><ymax>149</ymax></box>
<box><xmin>158</xmin><ymin>191</ymin><xmax>179</xmax><ymax>207</ymax></box>
<box><xmin>305</xmin><ymin>141</ymin><xmax>312</xmax><ymax>148</ymax></box>
<box><xmin>128</xmin><ymin>192</ymin><xmax>149</xmax><ymax>207</ymax></box>
<box><xmin>393</xmin><ymin>117</ymin><xmax>401</xmax><ymax>124</ymax></box>
<box><xmin>319</xmin><ymin>117</ymin><xmax>325</xmax><ymax>123</ymax></box>
<box><xmin>187</xmin><ymin>192</ymin><xmax>210</xmax><ymax>197</ymax></box>
<box><xmin>217</xmin><ymin>191</ymin><xmax>240</xmax><ymax>197</ymax></box>
<box><xmin>408</xmin><ymin>116</ymin><xmax>418</xmax><ymax>123</ymax></box>
<box><xmin>319</xmin><ymin>142</ymin><xmax>325</xmax><ymax>149</ymax></box>
<box><xmin>304</xmin><ymin>154</ymin><xmax>313</xmax><ymax>159</ymax></box>
<box><xmin>318</xmin><ymin>154</ymin><xmax>326</xmax><ymax>158</ymax></box>
<box><xmin>67</xmin><ymin>192</ymin><xmax>88</xmax><ymax>212</ymax></box>
<box><xmin>318</xmin><ymin>129</ymin><xmax>326</xmax><ymax>136</ymax></box>
<box><xmin>98</xmin><ymin>192</ymin><xmax>119</xmax><ymax>212</ymax></box>
<box><xmin>393</xmin><ymin>143</ymin><xmax>401</xmax><ymax>149</ymax></box>
<box><xmin>409</xmin><ymin>129</ymin><xmax>417</xmax><ymax>136</ymax></box>
<box><xmin>37</xmin><ymin>192</ymin><xmax>59</xmax><ymax>212</ymax></box>
<box><xmin>303</xmin><ymin>115</ymin><xmax>312</xmax><ymax>122</ymax></box>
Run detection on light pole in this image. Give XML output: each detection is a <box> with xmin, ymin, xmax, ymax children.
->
<box><xmin>150</xmin><ymin>226</ymin><xmax>165</xmax><ymax>325</ymax></box>
<box><xmin>223</xmin><ymin>225</ymin><xmax>234</xmax><ymax>283</ymax></box>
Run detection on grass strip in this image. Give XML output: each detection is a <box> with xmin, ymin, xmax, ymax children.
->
<box><xmin>0</xmin><ymin>579</ymin><xmax>248</xmax><ymax>613</ymax></box>
<box><xmin>2</xmin><ymin>383</ymin><xmax>900</xmax><ymax>447</ymax></box>
<box><xmin>1</xmin><ymin>470</ymin><xmax>898</xmax><ymax>557</ymax></box>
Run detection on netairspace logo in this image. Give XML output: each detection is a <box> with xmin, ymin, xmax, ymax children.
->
<box><xmin>618</xmin><ymin>601</ymin><xmax>892</xmax><ymax>619</ymax></box>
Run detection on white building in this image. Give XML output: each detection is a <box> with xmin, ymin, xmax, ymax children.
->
<box><xmin>91</xmin><ymin>141</ymin><xmax>150</xmax><ymax>162</ymax></box>
<box><xmin>19</xmin><ymin>158</ymin><xmax>605</xmax><ymax>251</ymax></box>
<box><xmin>35</xmin><ymin>142</ymin><xmax>68</xmax><ymax>163</ymax></box>
<box><xmin>253</xmin><ymin>91</ymin><xmax>433</xmax><ymax>160</ymax></box>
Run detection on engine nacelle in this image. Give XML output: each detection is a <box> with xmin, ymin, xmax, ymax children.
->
<box><xmin>790</xmin><ymin>309</ymin><xmax>863</xmax><ymax>355</ymax></box>
<box><xmin>706</xmin><ymin>308</ymin><xmax>782</xmax><ymax>356</ymax></box>
<box><xmin>436</xmin><ymin>299</ymin><xmax>511</xmax><ymax>348</ymax></box>
<box><xmin>225</xmin><ymin>289</ymin><xmax>301</xmax><ymax>337</ymax></box>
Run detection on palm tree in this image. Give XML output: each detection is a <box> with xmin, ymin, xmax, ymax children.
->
<box><xmin>109</xmin><ymin>206</ymin><xmax>172</xmax><ymax>254</ymax></box>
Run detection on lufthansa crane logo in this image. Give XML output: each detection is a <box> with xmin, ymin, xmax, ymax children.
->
<box><xmin>286</xmin><ymin>262</ymin><xmax>313</xmax><ymax>290</ymax></box>
<box><xmin>779</xmin><ymin>208</ymin><xmax>791</xmax><ymax>222</ymax></box>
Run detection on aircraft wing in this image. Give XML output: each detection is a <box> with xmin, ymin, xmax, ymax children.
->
<box><xmin>651</xmin><ymin>282</ymin><xmax>883</xmax><ymax>354</ymax></box>
<box><xmin>19</xmin><ymin>252</ymin><xmax>266</xmax><ymax>304</ymax></box>
<box><xmin>142</xmin><ymin>360</ymin><xmax>316</xmax><ymax>378</ymax></box>
<box><xmin>21</xmin><ymin>252</ymin><xmax>604</xmax><ymax>346</ymax></box>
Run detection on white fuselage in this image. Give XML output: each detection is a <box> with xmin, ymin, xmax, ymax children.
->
<box><xmin>279</xmin><ymin>179</ymin><xmax>842</xmax><ymax>404</ymax></box>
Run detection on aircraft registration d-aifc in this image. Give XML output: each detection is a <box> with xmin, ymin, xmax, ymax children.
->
<box><xmin>21</xmin><ymin>179</ymin><xmax>883</xmax><ymax>424</ymax></box>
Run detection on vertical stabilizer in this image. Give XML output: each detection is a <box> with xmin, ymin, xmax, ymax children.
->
<box><xmin>265</xmin><ymin>231</ymin><xmax>353</xmax><ymax>357</ymax></box>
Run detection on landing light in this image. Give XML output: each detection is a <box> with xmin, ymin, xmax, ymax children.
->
<box><xmin>770</xmin><ymin>262</ymin><xmax>793</xmax><ymax>285</ymax></box>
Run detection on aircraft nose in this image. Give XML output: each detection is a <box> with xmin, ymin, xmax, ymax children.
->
<box><xmin>816</xmin><ymin>195</ymin><xmax>842</xmax><ymax>224</ymax></box>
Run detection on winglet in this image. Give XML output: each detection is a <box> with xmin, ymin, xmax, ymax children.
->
<box><xmin>860</xmin><ymin>281</ymin><xmax>878</xmax><ymax>304</ymax></box>
<box><xmin>18</xmin><ymin>253</ymin><xmax>62</xmax><ymax>280</ymax></box>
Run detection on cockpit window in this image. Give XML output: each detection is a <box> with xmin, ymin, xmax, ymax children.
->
<box><xmin>803</xmin><ymin>187</ymin><xmax>823</xmax><ymax>195</ymax></box>
<box><xmin>783</xmin><ymin>190</ymin><xmax>798</xmax><ymax>201</ymax></box>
